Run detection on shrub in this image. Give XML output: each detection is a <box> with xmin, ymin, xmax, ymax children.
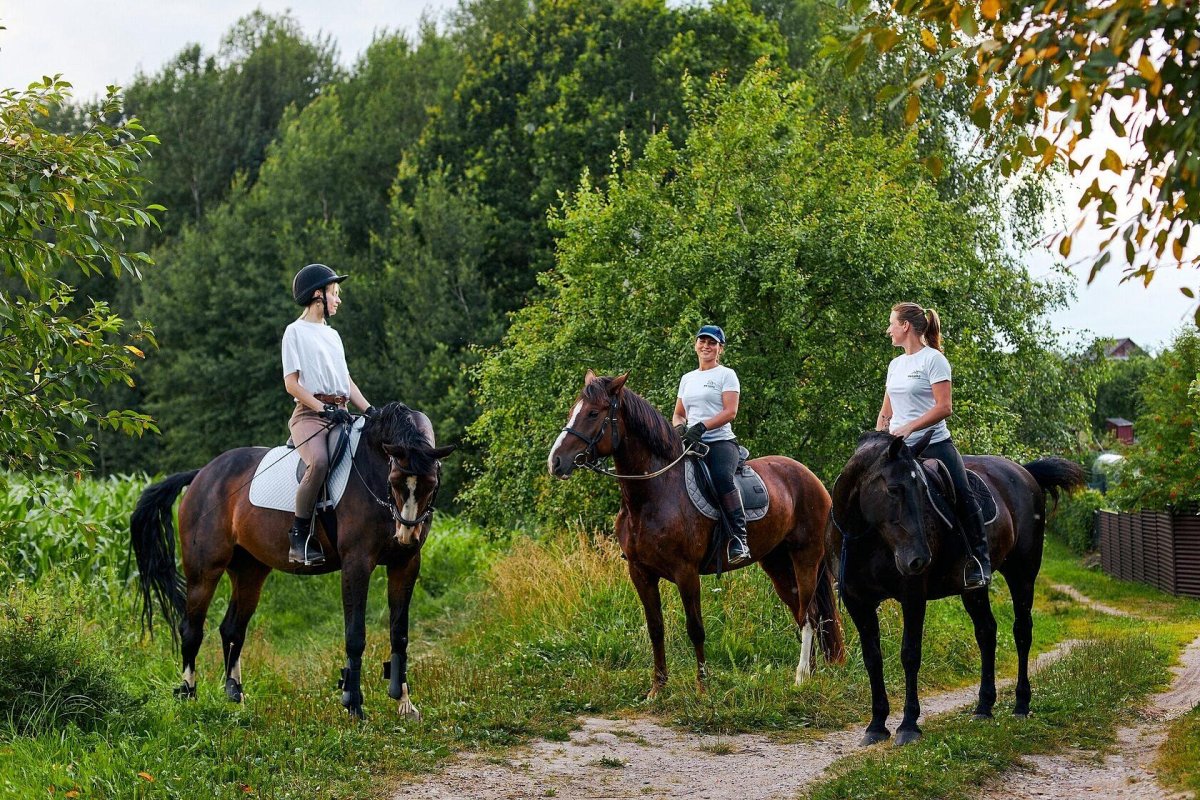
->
<box><xmin>0</xmin><ymin>580</ymin><xmax>142</xmax><ymax>735</ymax></box>
<box><xmin>1046</xmin><ymin>488</ymin><xmax>1107</xmax><ymax>554</ymax></box>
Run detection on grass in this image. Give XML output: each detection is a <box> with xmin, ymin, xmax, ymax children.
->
<box><xmin>1155</xmin><ymin>706</ymin><xmax>1200</xmax><ymax>795</ymax></box>
<box><xmin>3</xmin><ymin>473</ymin><xmax>1200</xmax><ymax>798</ymax></box>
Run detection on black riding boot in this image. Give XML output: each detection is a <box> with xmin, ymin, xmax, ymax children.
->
<box><xmin>720</xmin><ymin>490</ymin><xmax>752</xmax><ymax>566</ymax></box>
<box><xmin>288</xmin><ymin>516</ymin><xmax>325</xmax><ymax>566</ymax></box>
<box><xmin>961</xmin><ymin>502</ymin><xmax>991</xmax><ymax>590</ymax></box>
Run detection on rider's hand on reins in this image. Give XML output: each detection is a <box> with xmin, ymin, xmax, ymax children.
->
<box><xmin>318</xmin><ymin>408</ymin><xmax>354</xmax><ymax>426</ymax></box>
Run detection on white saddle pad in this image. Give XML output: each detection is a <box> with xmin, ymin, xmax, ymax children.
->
<box><xmin>248</xmin><ymin>418</ymin><xmax>366</xmax><ymax>513</ymax></box>
<box><xmin>683</xmin><ymin>459</ymin><xmax>770</xmax><ymax>522</ymax></box>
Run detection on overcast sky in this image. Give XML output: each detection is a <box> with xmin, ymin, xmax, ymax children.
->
<box><xmin>2</xmin><ymin>1</ymin><xmax>1192</xmax><ymax>350</ymax></box>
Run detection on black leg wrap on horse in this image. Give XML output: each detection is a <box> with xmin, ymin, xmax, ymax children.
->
<box><xmin>339</xmin><ymin>666</ymin><xmax>363</xmax><ymax>713</ymax></box>
<box><xmin>386</xmin><ymin>654</ymin><xmax>404</xmax><ymax>700</ymax></box>
<box><xmin>224</xmin><ymin>678</ymin><xmax>244</xmax><ymax>703</ymax></box>
<box><xmin>173</xmin><ymin>682</ymin><xmax>196</xmax><ymax>700</ymax></box>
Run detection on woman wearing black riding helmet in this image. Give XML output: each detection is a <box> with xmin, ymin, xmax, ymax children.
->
<box><xmin>673</xmin><ymin>324</ymin><xmax>750</xmax><ymax>566</ymax></box>
<box><xmin>281</xmin><ymin>263</ymin><xmax>374</xmax><ymax>566</ymax></box>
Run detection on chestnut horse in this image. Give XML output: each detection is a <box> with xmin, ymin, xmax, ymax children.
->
<box><xmin>548</xmin><ymin>372</ymin><xmax>844</xmax><ymax>696</ymax></box>
<box><xmin>129</xmin><ymin>402</ymin><xmax>454</xmax><ymax>719</ymax></box>
<box><xmin>828</xmin><ymin>431</ymin><xmax>1085</xmax><ymax>746</ymax></box>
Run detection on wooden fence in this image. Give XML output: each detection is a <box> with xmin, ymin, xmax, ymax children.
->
<box><xmin>1096</xmin><ymin>509</ymin><xmax>1200</xmax><ymax>598</ymax></box>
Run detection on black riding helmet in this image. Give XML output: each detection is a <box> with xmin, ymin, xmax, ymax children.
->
<box><xmin>292</xmin><ymin>263</ymin><xmax>348</xmax><ymax>307</ymax></box>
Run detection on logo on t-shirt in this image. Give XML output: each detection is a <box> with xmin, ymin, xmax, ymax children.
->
<box><xmin>906</xmin><ymin>370</ymin><xmax>923</xmax><ymax>380</ymax></box>
<box><xmin>704</xmin><ymin>380</ymin><xmax>721</xmax><ymax>391</ymax></box>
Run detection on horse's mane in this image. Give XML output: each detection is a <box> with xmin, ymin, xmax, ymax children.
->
<box><xmin>839</xmin><ymin>431</ymin><xmax>904</xmax><ymax>489</ymax></box>
<box><xmin>581</xmin><ymin>377</ymin><xmax>679</xmax><ymax>461</ymax></box>
<box><xmin>363</xmin><ymin>401</ymin><xmax>439</xmax><ymax>475</ymax></box>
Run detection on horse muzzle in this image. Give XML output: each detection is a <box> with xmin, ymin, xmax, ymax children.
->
<box><xmin>894</xmin><ymin>547</ymin><xmax>931</xmax><ymax>576</ymax></box>
<box><xmin>548</xmin><ymin>451</ymin><xmax>577</xmax><ymax>479</ymax></box>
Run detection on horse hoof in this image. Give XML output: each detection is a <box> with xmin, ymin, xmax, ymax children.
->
<box><xmin>397</xmin><ymin>701</ymin><xmax>422</xmax><ymax>720</ymax></box>
<box><xmin>225</xmin><ymin>679</ymin><xmax>244</xmax><ymax>703</ymax></box>
<box><xmin>1014</xmin><ymin>710</ymin><xmax>1029</xmax><ymax>719</ymax></box>
<box><xmin>971</xmin><ymin>712</ymin><xmax>993</xmax><ymax>721</ymax></box>
<box><xmin>894</xmin><ymin>729</ymin><xmax>923</xmax><ymax>746</ymax></box>
<box><xmin>860</xmin><ymin>729</ymin><xmax>890</xmax><ymax>747</ymax></box>
<box><xmin>173</xmin><ymin>683</ymin><xmax>196</xmax><ymax>700</ymax></box>
<box><xmin>345</xmin><ymin>704</ymin><xmax>365</xmax><ymax>720</ymax></box>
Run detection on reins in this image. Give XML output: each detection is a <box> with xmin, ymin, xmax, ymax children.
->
<box><xmin>560</xmin><ymin>392</ymin><xmax>709</xmax><ymax>480</ymax></box>
<box><xmin>575</xmin><ymin>443</ymin><xmax>708</xmax><ymax>480</ymax></box>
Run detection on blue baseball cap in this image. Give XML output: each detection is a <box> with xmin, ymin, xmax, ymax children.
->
<box><xmin>696</xmin><ymin>325</ymin><xmax>726</xmax><ymax>344</ymax></box>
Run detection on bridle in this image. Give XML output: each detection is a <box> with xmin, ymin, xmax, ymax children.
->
<box><xmin>353</xmin><ymin>452</ymin><xmax>442</xmax><ymax>530</ymax></box>
<box><xmin>559</xmin><ymin>393</ymin><xmax>706</xmax><ymax>480</ymax></box>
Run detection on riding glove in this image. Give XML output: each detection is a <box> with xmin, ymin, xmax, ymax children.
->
<box><xmin>682</xmin><ymin>422</ymin><xmax>707</xmax><ymax>446</ymax></box>
<box><xmin>674</xmin><ymin>423</ymin><xmax>688</xmax><ymax>438</ymax></box>
<box><xmin>319</xmin><ymin>408</ymin><xmax>354</xmax><ymax>426</ymax></box>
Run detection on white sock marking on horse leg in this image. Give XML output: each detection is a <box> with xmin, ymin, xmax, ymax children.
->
<box><xmin>548</xmin><ymin>401</ymin><xmax>584</xmax><ymax>473</ymax></box>
<box><xmin>397</xmin><ymin>681</ymin><xmax>421</xmax><ymax>720</ymax></box>
<box><xmin>183</xmin><ymin>665</ymin><xmax>195</xmax><ymax>688</ymax></box>
<box><xmin>796</xmin><ymin>622</ymin><xmax>814</xmax><ymax>684</ymax></box>
<box><xmin>230</xmin><ymin>658</ymin><xmax>241</xmax><ymax>683</ymax></box>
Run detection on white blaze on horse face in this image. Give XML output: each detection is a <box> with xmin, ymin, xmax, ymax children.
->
<box><xmin>548</xmin><ymin>400</ymin><xmax>584</xmax><ymax>474</ymax></box>
<box><xmin>396</xmin><ymin>476</ymin><xmax>419</xmax><ymax>544</ymax></box>
<box><xmin>795</xmin><ymin>621</ymin><xmax>815</xmax><ymax>684</ymax></box>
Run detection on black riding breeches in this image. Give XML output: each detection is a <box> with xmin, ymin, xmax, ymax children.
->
<box><xmin>703</xmin><ymin>439</ymin><xmax>740</xmax><ymax>496</ymax></box>
<box><xmin>923</xmin><ymin>439</ymin><xmax>986</xmax><ymax>535</ymax></box>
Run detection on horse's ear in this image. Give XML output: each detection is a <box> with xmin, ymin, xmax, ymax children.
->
<box><xmin>428</xmin><ymin>444</ymin><xmax>457</xmax><ymax>460</ymax></box>
<box><xmin>887</xmin><ymin>435</ymin><xmax>907</xmax><ymax>461</ymax></box>
<box><xmin>585</xmin><ymin>368</ymin><xmax>598</xmax><ymax>383</ymax></box>
<box><xmin>383</xmin><ymin>443</ymin><xmax>409</xmax><ymax>460</ymax></box>
<box><xmin>609</xmin><ymin>372</ymin><xmax>629</xmax><ymax>394</ymax></box>
<box><xmin>910</xmin><ymin>429</ymin><xmax>934</xmax><ymax>458</ymax></box>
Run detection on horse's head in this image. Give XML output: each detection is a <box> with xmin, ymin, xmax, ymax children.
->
<box><xmin>382</xmin><ymin>441</ymin><xmax>457</xmax><ymax>545</ymax></box>
<box><xmin>547</xmin><ymin>370</ymin><xmax>628</xmax><ymax>479</ymax></box>
<box><xmin>842</xmin><ymin>430</ymin><xmax>937</xmax><ymax>576</ymax></box>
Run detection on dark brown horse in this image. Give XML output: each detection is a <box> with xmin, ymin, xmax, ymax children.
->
<box><xmin>548</xmin><ymin>372</ymin><xmax>844</xmax><ymax>696</ymax></box>
<box><xmin>130</xmin><ymin>402</ymin><xmax>454</xmax><ymax>719</ymax></box>
<box><xmin>828</xmin><ymin>431</ymin><xmax>1084</xmax><ymax>745</ymax></box>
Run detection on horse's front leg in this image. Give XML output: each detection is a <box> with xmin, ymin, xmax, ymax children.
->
<box><xmin>386</xmin><ymin>554</ymin><xmax>421</xmax><ymax>719</ymax></box>
<box><xmin>895</xmin><ymin>592</ymin><xmax>928</xmax><ymax>746</ymax></box>
<box><xmin>847</xmin><ymin>598</ymin><xmax>890</xmax><ymax>746</ymax></box>
<box><xmin>628</xmin><ymin>561</ymin><xmax>667</xmax><ymax>698</ymax></box>
<box><xmin>961</xmin><ymin>587</ymin><xmax>998</xmax><ymax>719</ymax></box>
<box><xmin>674</xmin><ymin>566</ymin><xmax>706</xmax><ymax>692</ymax></box>
<box><xmin>339</xmin><ymin>555</ymin><xmax>373</xmax><ymax>719</ymax></box>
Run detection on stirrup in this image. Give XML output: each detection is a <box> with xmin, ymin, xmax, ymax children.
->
<box><xmin>290</xmin><ymin>532</ymin><xmax>325</xmax><ymax>566</ymax></box>
<box><xmin>963</xmin><ymin>555</ymin><xmax>990</xmax><ymax>590</ymax></box>
<box><xmin>727</xmin><ymin>537</ymin><xmax>752</xmax><ymax>566</ymax></box>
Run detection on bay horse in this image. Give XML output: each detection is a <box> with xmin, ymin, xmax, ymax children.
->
<box><xmin>828</xmin><ymin>430</ymin><xmax>1085</xmax><ymax>746</ymax></box>
<box><xmin>547</xmin><ymin>372</ymin><xmax>844</xmax><ymax>697</ymax></box>
<box><xmin>129</xmin><ymin>401</ymin><xmax>455</xmax><ymax>719</ymax></box>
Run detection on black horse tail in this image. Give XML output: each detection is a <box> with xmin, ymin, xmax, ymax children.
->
<box><xmin>1022</xmin><ymin>457</ymin><xmax>1086</xmax><ymax>507</ymax></box>
<box><xmin>129</xmin><ymin>470</ymin><xmax>200</xmax><ymax>640</ymax></box>
<box><xmin>811</xmin><ymin>559</ymin><xmax>846</xmax><ymax>665</ymax></box>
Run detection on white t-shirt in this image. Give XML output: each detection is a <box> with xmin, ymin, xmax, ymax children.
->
<box><xmin>281</xmin><ymin>318</ymin><xmax>350</xmax><ymax>397</ymax></box>
<box><xmin>887</xmin><ymin>347</ymin><xmax>952</xmax><ymax>446</ymax></box>
<box><xmin>677</xmin><ymin>365</ymin><xmax>740</xmax><ymax>442</ymax></box>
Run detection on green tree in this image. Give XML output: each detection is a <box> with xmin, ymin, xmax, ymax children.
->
<box><xmin>1092</xmin><ymin>350</ymin><xmax>1153</xmax><ymax>439</ymax></box>
<box><xmin>1107</xmin><ymin>328</ymin><xmax>1200</xmax><ymax>510</ymax></box>
<box><xmin>0</xmin><ymin>80</ymin><xmax>158</xmax><ymax>472</ymax></box>
<box><xmin>467</xmin><ymin>66</ymin><xmax>1074</xmax><ymax>528</ymax></box>
<box><xmin>839</xmin><ymin>0</ymin><xmax>1200</xmax><ymax>303</ymax></box>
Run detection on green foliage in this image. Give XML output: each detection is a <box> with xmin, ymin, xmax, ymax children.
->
<box><xmin>839</xmin><ymin>0</ymin><xmax>1200</xmax><ymax>301</ymax></box>
<box><xmin>1092</xmin><ymin>351</ymin><xmax>1153</xmax><ymax>437</ymax></box>
<box><xmin>1156</xmin><ymin>706</ymin><xmax>1200</xmax><ymax>795</ymax></box>
<box><xmin>0</xmin><ymin>79</ymin><xmax>158</xmax><ymax>473</ymax></box>
<box><xmin>1045</xmin><ymin>487</ymin><xmax>1107</xmax><ymax>554</ymax></box>
<box><xmin>0</xmin><ymin>579</ymin><xmax>142</xmax><ymax>735</ymax></box>
<box><xmin>468</xmin><ymin>65</ymin><xmax>1078</xmax><ymax>527</ymax></box>
<box><xmin>1107</xmin><ymin>328</ymin><xmax>1200</xmax><ymax>510</ymax></box>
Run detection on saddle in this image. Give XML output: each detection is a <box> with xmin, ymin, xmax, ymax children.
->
<box><xmin>683</xmin><ymin>445</ymin><xmax>770</xmax><ymax>521</ymax></box>
<box><xmin>247</xmin><ymin>418</ymin><xmax>366</xmax><ymax>514</ymax></box>
<box><xmin>917</xmin><ymin>458</ymin><xmax>999</xmax><ymax>530</ymax></box>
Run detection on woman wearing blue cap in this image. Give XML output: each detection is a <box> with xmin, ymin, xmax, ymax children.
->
<box><xmin>673</xmin><ymin>324</ymin><xmax>750</xmax><ymax>565</ymax></box>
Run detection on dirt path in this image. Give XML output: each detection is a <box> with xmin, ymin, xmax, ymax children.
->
<box><xmin>977</xmin><ymin>633</ymin><xmax>1200</xmax><ymax>800</ymax></box>
<box><xmin>393</xmin><ymin>643</ymin><xmax>1078</xmax><ymax>800</ymax></box>
<box><xmin>1050</xmin><ymin>583</ymin><xmax>1134</xmax><ymax>618</ymax></box>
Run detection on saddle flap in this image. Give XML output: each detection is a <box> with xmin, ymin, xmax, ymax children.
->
<box><xmin>248</xmin><ymin>418</ymin><xmax>366</xmax><ymax>513</ymax></box>
<box><xmin>967</xmin><ymin>469</ymin><xmax>999</xmax><ymax>525</ymax></box>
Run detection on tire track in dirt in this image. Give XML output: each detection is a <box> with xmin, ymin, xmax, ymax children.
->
<box><xmin>393</xmin><ymin>643</ymin><xmax>1079</xmax><ymax>800</ymax></box>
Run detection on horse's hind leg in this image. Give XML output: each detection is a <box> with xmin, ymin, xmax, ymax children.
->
<box><xmin>219</xmin><ymin>552</ymin><xmax>271</xmax><ymax>703</ymax></box>
<box><xmin>1006</xmin><ymin>568</ymin><xmax>1038</xmax><ymax>717</ymax></box>
<box><xmin>674</xmin><ymin>566</ymin><xmax>707</xmax><ymax>692</ymax></box>
<box><xmin>177</xmin><ymin>564</ymin><xmax>224</xmax><ymax>699</ymax></box>
<box><xmin>758</xmin><ymin>549</ymin><xmax>814</xmax><ymax>684</ymax></box>
<box><xmin>628</xmin><ymin>561</ymin><xmax>668</xmax><ymax>698</ymax></box>
<box><xmin>960</xmin><ymin>588</ymin><xmax>998</xmax><ymax>718</ymax></box>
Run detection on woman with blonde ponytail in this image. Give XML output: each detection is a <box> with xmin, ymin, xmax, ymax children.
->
<box><xmin>875</xmin><ymin>302</ymin><xmax>991</xmax><ymax>590</ymax></box>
